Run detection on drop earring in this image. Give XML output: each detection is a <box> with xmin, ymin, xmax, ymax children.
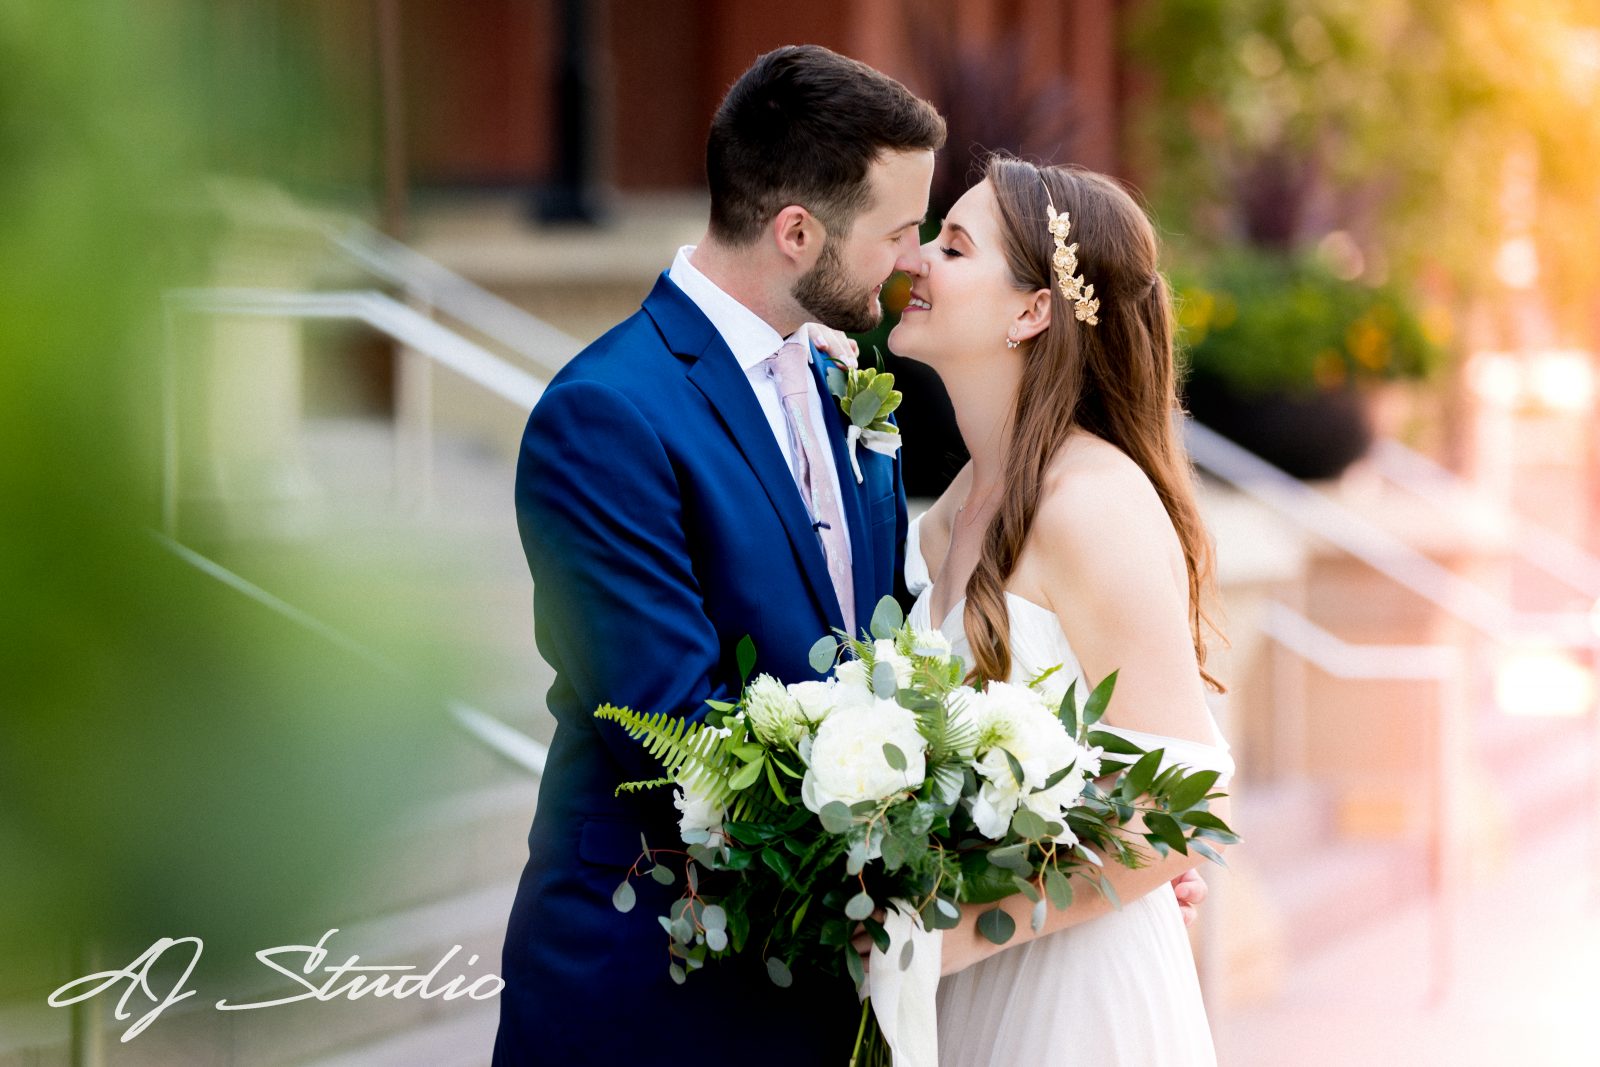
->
<box><xmin>1006</xmin><ymin>335</ymin><xmax>1019</xmax><ymax>349</ymax></box>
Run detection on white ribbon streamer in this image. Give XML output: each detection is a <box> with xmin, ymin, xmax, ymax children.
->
<box><xmin>844</xmin><ymin>425</ymin><xmax>903</xmax><ymax>484</ymax></box>
<box><xmin>859</xmin><ymin>900</ymin><xmax>942</xmax><ymax>1067</ymax></box>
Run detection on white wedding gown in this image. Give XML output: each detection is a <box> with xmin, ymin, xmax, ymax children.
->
<box><xmin>905</xmin><ymin>515</ymin><xmax>1234</xmax><ymax>1067</ymax></box>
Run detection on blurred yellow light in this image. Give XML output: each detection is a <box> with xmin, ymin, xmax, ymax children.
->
<box><xmin>1527</xmin><ymin>349</ymin><xmax>1595</xmax><ymax>413</ymax></box>
<box><xmin>1495</xmin><ymin>648</ymin><xmax>1595</xmax><ymax>718</ymax></box>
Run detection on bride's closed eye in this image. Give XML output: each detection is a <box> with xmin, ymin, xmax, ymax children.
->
<box><xmin>938</xmin><ymin>246</ymin><xmax>961</xmax><ymax>258</ymax></box>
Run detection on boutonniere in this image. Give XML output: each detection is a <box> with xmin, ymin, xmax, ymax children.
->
<box><xmin>823</xmin><ymin>355</ymin><xmax>902</xmax><ymax>484</ymax></box>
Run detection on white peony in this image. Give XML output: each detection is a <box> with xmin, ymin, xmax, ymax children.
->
<box><xmin>965</xmin><ymin>682</ymin><xmax>1095</xmax><ymax>839</ymax></box>
<box><xmin>801</xmin><ymin>699</ymin><xmax>927</xmax><ymax>816</ymax></box>
<box><xmin>745</xmin><ymin>673</ymin><xmax>808</xmax><ymax>747</ymax></box>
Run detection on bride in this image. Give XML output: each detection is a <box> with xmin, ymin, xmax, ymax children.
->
<box><xmin>866</xmin><ymin>155</ymin><xmax>1236</xmax><ymax>1065</ymax></box>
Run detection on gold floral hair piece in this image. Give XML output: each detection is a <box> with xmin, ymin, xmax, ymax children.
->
<box><xmin>1042</xmin><ymin>184</ymin><xmax>1100</xmax><ymax>326</ymax></box>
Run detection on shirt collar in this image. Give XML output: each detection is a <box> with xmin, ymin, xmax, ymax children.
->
<box><xmin>668</xmin><ymin>245</ymin><xmax>803</xmax><ymax>371</ymax></box>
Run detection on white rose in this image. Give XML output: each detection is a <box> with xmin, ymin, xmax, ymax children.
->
<box><xmin>787</xmin><ymin>679</ymin><xmax>838</xmax><ymax>726</ymax></box>
<box><xmin>872</xmin><ymin>638</ymin><xmax>915</xmax><ymax>687</ymax></box>
<box><xmin>910</xmin><ymin>628</ymin><xmax>952</xmax><ymax>658</ymax></box>
<box><xmin>801</xmin><ymin>700</ymin><xmax>927</xmax><ymax>815</ymax></box>
<box><xmin>673</xmin><ymin>779</ymin><xmax>726</xmax><ymax>845</ymax></box>
<box><xmin>832</xmin><ymin>659</ymin><xmax>873</xmax><ymax>701</ymax></box>
<box><xmin>745</xmin><ymin>673</ymin><xmax>808</xmax><ymax>747</ymax></box>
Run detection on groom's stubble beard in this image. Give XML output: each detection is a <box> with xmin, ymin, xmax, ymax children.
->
<box><xmin>791</xmin><ymin>231</ymin><xmax>882</xmax><ymax>334</ymax></box>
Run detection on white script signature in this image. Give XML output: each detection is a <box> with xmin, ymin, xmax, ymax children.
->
<box><xmin>47</xmin><ymin>929</ymin><xmax>503</xmax><ymax>1042</ymax></box>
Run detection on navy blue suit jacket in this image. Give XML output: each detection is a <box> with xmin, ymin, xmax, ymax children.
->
<box><xmin>494</xmin><ymin>273</ymin><xmax>908</xmax><ymax>1065</ymax></box>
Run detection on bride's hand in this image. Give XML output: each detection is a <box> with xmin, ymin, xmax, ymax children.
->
<box><xmin>804</xmin><ymin>322</ymin><xmax>860</xmax><ymax>369</ymax></box>
<box><xmin>1172</xmin><ymin>867</ymin><xmax>1208</xmax><ymax>927</ymax></box>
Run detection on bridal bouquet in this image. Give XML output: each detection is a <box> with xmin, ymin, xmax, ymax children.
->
<box><xmin>597</xmin><ymin>597</ymin><xmax>1236</xmax><ymax>1066</ymax></box>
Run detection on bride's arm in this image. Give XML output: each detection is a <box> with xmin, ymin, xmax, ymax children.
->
<box><xmin>938</xmin><ymin>449</ymin><xmax>1230</xmax><ymax>974</ymax></box>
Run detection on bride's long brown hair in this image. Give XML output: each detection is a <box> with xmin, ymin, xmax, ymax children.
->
<box><xmin>961</xmin><ymin>156</ymin><xmax>1224</xmax><ymax>691</ymax></box>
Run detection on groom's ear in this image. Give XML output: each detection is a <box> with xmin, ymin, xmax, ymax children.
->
<box><xmin>1012</xmin><ymin>288</ymin><xmax>1053</xmax><ymax>343</ymax></box>
<box><xmin>772</xmin><ymin>205</ymin><xmax>824</xmax><ymax>267</ymax></box>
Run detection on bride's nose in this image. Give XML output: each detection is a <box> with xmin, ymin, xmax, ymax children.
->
<box><xmin>908</xmin><ymin>241</ymin><xmax>936</xmax><ymax>276</ymax></box>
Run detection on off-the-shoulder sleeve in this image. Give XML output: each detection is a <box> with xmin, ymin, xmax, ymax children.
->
<box><xmin>904</xmin><ymin>512</ymin><xmax>932</xmax><ymax>597</ymax></box>
<box><xmin>1094</xmin><ymin>721</ymin><xmax>1236</xmax><ymax>786</ymax></box>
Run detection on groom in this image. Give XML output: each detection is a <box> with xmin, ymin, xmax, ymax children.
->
<box><xmin>493</xmin><ymin>46</ymin><xmax>943</xmax><ymax>1066</ymax></box>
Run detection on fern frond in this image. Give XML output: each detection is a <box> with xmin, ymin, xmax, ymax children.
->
<box><xmin>595</xmin><ymin>704</ymin><xmax>794</xmax><ymax>825</ymax></box>
<box><xmin>614</xmin><ymin>776</ymin><xmax>673</xmax><ymax>797</ymax></box>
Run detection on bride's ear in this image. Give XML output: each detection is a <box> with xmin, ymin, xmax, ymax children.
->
<box><xmin>1011</xmin><ymin>288</ymin><xmax>1053</xmax><ymax>344</ymax></box>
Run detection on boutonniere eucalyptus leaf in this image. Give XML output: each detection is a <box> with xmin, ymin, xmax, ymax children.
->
<box><xmin>824</xmin><ymin>357</ymin><xmax>902</xmax><ymax>484</ymax></box>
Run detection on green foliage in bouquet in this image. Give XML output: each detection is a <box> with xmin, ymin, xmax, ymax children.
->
<box><xmin>1173</xmin><ymin>247</ymin><xmax>1443</xmax><ymax>397</ymax></box>
<box><xmin>594</xmin><ymin>596</ymin><xmax>1239</xmax><ymax>1063</ymax></box>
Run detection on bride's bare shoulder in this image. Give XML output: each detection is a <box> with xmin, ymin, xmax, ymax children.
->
<box><xmin>1031</xmin><ymin>434</ymin><xmax>1183</xmax><ymax>582</ymax></box>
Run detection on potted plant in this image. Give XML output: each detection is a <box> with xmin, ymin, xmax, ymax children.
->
<box><xmin>1172</xmin><ymin>248</ymin><xmax>1441</xmax><ymax>480</ymax></box>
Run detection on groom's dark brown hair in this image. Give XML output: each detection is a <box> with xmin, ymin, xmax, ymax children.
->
<box><xmin>706</xmin><ymin>44</ymin><xmax>945</xmax><ymax>245</ymax></box>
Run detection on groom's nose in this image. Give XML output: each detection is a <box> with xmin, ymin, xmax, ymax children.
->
<box><xmin>892</xmin><ymin>233</ymin><xmax>923</xmax><ymax>276</ymax></box>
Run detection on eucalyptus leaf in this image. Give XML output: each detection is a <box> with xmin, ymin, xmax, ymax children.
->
<box><xmin>1043</xmin><ymin>867</ymin><xmax>1072</xmax><ymax>910</ymax></box>
<box><xmin>669</xmin><ymin>962</ymin><xmax>687</xmax><ymax>985</ymax></box>
<box><xmin>883</xmin><ymin>741</ymin><xmax>907</xmax><ymax>772</ymax></box>
<box><xmin>819</xmin><ymin>801</ymin><xmax>855</xmax><ymax>834</ymax></box>
<box><xmin>977</xmin><ymin>906</ymin><xmax>1016</xmax><ymax>945</ymax></box>
<box><xmin>766</xmin><ymin>956</ymin><xmax>793</xmax><ymax>988</ymax></box>
<box><xmin>809</xmin><ymin>635</ymin><xmax>839</xmax><ymax>673</ymax></box>
<box><xmin>869</xmin><ymin>595</ymin><xmax>904</xmax><ymax>639</ymax></box>
<box><xmin>871</xmin><ymin>661</ymin><xmax>898</xmax><ymax>698</ymax></box>
<box><xmin>701</xmin><ymin>904</ymin><xmax>727</xmax><ymax>932</ymax></box>
<box><xmin>650</xmin><ymin>864</ymin><xmax>675</xmax><ymax>886</ymax></box>
<box><xmin>1011</xmin><ymin>808</ymin><xmax>1049</xmax><ymax>839</ymax></box>
<box><xmin>845</xmin><ymin>890</ymin><xmax>875</xmax><ymax>921</ymax></box>
<box><xmin>611</xmin><ymin>880</ymin><xmax>636</xmax><ymax>913</ymax></box>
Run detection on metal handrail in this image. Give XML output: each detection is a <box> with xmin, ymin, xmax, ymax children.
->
<box><xmin>163</xmin><ymin>287</ymin><xmax>546</xmax><ymax>409</ymax></box>
<box><xmin>324</xmin><ymin>221</ymin><xmax>582</xmax><ymax>379</ymax></box>
<box><xmin>1371</xmin><ymin>437</ymin><xmax>1600</xmax><ymax>599</ymax></box>
<box><xmin>160</xmin><ymin>286</ymin><xmax>551</xmax><ymax>777</ymax></box>
<box><xmin>1184</xmin><ymin>419</ymin><xmax>1592</xmax><ymax>648</ymax></box>
<box><xmin>1255</xmin><ymin>600</ymin><xmax>1462</xmax><ymax>1005</ymax></box>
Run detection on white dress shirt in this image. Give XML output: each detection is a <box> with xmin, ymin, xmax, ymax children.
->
<box><xmin>668</xmin><ymin>246</ymin><xmax>851</xmax><ymax>560</ymax></box>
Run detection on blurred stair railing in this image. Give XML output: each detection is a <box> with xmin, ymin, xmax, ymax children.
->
<box><xmin>1186</xmin><ymin>418</ymin><xmax>1600</xmax><ymax>1002</ymax></box>
<box><xmin>1184</xmin><ymin>420</ymin><xmax>1593</xmax><ymax>648</ymax></box>
<box><xmin>1258</xmin><ymin>601</ymin><xmax>1464</xmax><ymax>1004</ymax></box>
<box><xmin>323</xmin><ymin>220</ymin><xmax>582</xmax><ymax>379</ymax></box>
<box><xmin>1370</xmin><ymin>437</ymin><xmax>1600</xmax><ymax>600</ymax></box>
<box><xmin>160</xmin><ymin>285</ymin><xmax>550</xmax><ymax>778</ymax></box>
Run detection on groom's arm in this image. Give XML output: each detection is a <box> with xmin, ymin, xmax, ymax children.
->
<box><xmin>516</xmin><ymin>379</ymin><xmax>730</xmax><ymax>783</ymax></box>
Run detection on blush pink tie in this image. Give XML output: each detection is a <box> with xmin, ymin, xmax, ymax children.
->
<box><xmin>767</xmin><ymin>341</ymin><xmax>855</xmax><ymax>636</ymax></box>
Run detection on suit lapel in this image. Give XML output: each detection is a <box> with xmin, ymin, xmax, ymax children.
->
<box><xmin>809</xmin><ymin>345</ymin><xmax>876</xmax><ymax>630</ymax></box>
<box><xmin>643</xmin><ymin>274</ymin><xmax>844</xmax><ymax>633</ymax></box>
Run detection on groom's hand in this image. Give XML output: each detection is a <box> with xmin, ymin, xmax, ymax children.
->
<box><xmin>1172</xmin><ymin>868</ymin><xmax>1208</xmax><ymax>927</ymax></box>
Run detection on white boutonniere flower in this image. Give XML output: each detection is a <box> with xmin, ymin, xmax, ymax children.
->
<box><xmin>824</xmin><ymin>358</ymin><xmax>903</xmax><ymax>484</ymax></box>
